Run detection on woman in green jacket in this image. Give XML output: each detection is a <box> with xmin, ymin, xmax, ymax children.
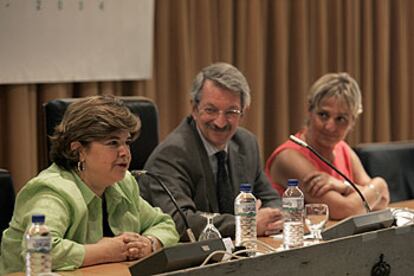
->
<box><xmin>0</xmin><ymin>95</ymin><xmax>179</xmax><ymax>274</ymax></box>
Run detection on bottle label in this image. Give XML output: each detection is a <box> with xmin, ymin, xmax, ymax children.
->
<box><xmin>27</xmin><ymin>236</ymin><xmax>52</xmax><ymax>253</ymax></box>
<box><xmin>282</xmin><ymin>198</ymin><xmax>304</xmax><ymax>210</ymax></box>
<box><xmin>235</xmin><ymin>202</ymin><xmax>256</xmax><ymax>216</ymax></box>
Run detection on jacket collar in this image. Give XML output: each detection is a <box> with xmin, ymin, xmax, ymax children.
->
<box><xmin>187</xmin><ymin>116</ymin><xmax>241</xmax><ymax>211</ymax></box>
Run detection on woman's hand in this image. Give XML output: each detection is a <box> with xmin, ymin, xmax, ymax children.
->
<box><xmin>303</xmin><ymin>171</ymin><xmax>349</xmax><ymax>198</ymax></box>
<box><xmin>120</xmin><ymin>232</ymin><xmax>154</xmax><ymax>260</ymax></box>
<box><xmin>84</xmin><ymin>235</ymin><xmax>129</xmax><ymax>266</ymax></box>
<box><xmin>359</xmin><ymin>177</ymin><xmax>390</xmax><ymax>210</ymax></box>
<box><xmin>83</xmin><ymin>232</ymin><xmax>157</xmax><ymax>266</ymax></box>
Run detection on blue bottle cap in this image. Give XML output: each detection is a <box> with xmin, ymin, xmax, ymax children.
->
<box><xmin>31</xmin><ymin>214</ymin><xmax>45</xmax><ymax>223</ymax></box>
<box><xmin>240</xmin><ymin>183</ymin><xmax>252</xmax><ymax>192</ymax></box>
<box><xmin>287</xmin><ymin>179</ymin><xmax>299</xmax><ymax>187</ymax></box>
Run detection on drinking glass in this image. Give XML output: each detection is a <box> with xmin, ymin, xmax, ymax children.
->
<box><xmin>304</xmin><ymin>203</ymin><xmax>329</xmax><ymax>243</ymax></box>
<box><xmin>198</xmin><ymin>213</ymin><xmax>222</xmax><ymax>241</ymax></box>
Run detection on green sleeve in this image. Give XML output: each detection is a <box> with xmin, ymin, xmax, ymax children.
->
<box><xmin>16</xmin><ymin>188</ymin><xmax>85</xmax><ymax>270</ymax></box>
<box><xmin>132</xmin><ymin>177</ymin><xmax>179</xmax><ymax>247</ymax></box>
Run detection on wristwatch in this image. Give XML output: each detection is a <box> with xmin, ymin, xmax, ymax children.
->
<box><xmin>146</xmin><ymin>236</ymin><xmax>158</xmax><ymax>253</ymax></box>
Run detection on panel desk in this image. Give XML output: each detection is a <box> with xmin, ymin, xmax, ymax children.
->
<box><xmin>7</xmin><ymin>200</ymin><xmax>414</xmax><ymax>276</ymax></box>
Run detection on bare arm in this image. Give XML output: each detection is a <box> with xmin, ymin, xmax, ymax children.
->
<box><xmin>269</xmin><ymin>149</ymin><xmax>389</xmax><ymax>220</ymax></box>
<box><xmin>349</xmin><ymin>149</ymin><xmax>390</xmax><ymax>211</ymax></box>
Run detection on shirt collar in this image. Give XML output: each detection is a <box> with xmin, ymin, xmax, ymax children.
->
<box><xmin>70</xmin><ymin>170</ymin><xmax>97</xmax><ymax>205</ymax></box>
<box><xmin>68</xmin><ymin>169</ymin><xmax>132</xmax><ymax>206</ymax></box>
<box><xmin>196</xmin><ymin>126</ymin><xmax>228</xmax><ymax>157</ymax></box>
<box><xmin>105</xmin><ymin>181</ymin><xmax>133</xmax><ymax>206</ymax></box>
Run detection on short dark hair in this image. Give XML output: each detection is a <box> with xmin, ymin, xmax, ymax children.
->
<box><xmin>50</xmin><ymin>95</ymin><xmax>141</xmax><ymax>170</ymax></box>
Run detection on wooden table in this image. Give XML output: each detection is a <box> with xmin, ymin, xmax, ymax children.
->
<box><xmin>7</xmin><ymin>200</ymin><xmax>414</xmax><ymax>276</ymax></box>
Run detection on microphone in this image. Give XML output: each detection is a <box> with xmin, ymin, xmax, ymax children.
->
<box><xmin>289</xmin><ymin>135</ymin><xmax>371</xmax><ymax>212</ymax></box>
<box><xmin>132</xmin><ymin>170</ymin><xmax>197</xmax><ymax>243</ymax></box>
<box><xmin>130</xmin><ymin>171</ymin><xmax>235</xmax><ymax>275</ymax></box>
<box><xmin>288</xmin><ymin>135</ymin><xmax>395</xmax><ymax>241</ymax></box>
<box><xmin>129</xmin><ymin>237</ymin><xmax>234</xmax><ymax>276</ymax></box>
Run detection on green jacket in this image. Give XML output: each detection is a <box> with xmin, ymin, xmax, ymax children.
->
<box><xmin>0</xmin><ymin>163</ymin><xmax>179</xmax><ymax>274</ymax></box>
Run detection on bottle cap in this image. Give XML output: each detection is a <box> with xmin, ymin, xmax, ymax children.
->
<box><xmin>239</xmin><ymin>183</ymin><xmax>252</xmax><ymax>192</ymax></box>
<box><xmin>31</xmin><ymin>214</ymin><xmax>45</xmax><ymax>223</ymax></box>
<box><xmin>287</xmin><ymin>179</ymin><xmax>299</xmax><ymax>187</ymax></box>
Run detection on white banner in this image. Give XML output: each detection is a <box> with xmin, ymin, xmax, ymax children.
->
<box><xmin>0</xmin><ymin>0</ymin><xmax>154</xmax><ymax>84</ymax></box>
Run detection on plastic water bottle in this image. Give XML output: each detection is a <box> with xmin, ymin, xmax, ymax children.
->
<box><xmin>25</xmin><ymin>214</ymin><xmax>52</xmax><ymax>276</ymax></box>
<box><xmin>235</xmin><ymin>183</ymin><xmax>257</xmax><ymax>255</ymax></box>
<box><xmin>282</xmin><ymin>179</ymin><xmax>304</xmax><ymax>249</ymax></box>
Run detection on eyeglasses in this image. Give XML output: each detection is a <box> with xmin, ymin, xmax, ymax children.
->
<box><xmin>199</xmin><ymin>106</ymin><xmax>243</xmax><ymax>120</ymax></box>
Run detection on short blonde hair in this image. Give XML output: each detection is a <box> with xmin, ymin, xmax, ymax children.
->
<box><xmin>307</xmin><ymin>72</ymin><xmax>363</xmax><ymax>119</ymax></box>
<box><xmin>50</xmin><ymin>95</ymin><xmax>141</xmax><ymax>170</ymax></box>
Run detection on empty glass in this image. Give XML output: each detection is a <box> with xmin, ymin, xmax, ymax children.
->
<box><xmin>198</xmin><ymin>213</ymin><xmax>222</xmax><ymax>241</ymax></box>
<box><xmin>304</xmin><ymin>203</ymin><xmax>329</xmax><ymax>243</ymax></box>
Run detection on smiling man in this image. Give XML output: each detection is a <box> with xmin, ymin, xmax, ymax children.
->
<box><xmin>143</xmin><ymin>63</ymin><xmax>282</xmax><ymax>241</ymax></box>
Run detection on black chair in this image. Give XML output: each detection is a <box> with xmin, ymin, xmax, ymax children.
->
<box><xmin>354</xmin><ymin>141</ymin><xmax>414</xmax><ymax>202</ymax></box>
<box><xmin>41</xmin><ymin>96</ymin><xmax>159</xmax><ymax>171</ymax></box>
<box><xmin>0</xmin><ymin>169</ymin><xmax>15</xmax><ymax>244</ymax></box>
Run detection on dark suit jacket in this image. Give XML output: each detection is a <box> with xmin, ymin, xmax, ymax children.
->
<box><xmin>142</xmin><ymin>116</ymin><xmax>281</xmax><ymax>241</ymax></box>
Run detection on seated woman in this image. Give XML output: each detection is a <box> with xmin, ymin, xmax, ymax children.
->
<box><xmin>0</xmin><ymin>95</ymin><xmax>179</xmax><ymax>274</ymax></box>
<box><xmin>265</xmin><ymin>73</ymin><xmax>390</xmax><ymax>220</ymax></box>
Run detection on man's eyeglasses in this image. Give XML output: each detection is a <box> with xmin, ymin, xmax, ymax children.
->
<box><xmin>199</xmin><ymin>107</ymin><xmax>243</xmax><ymax>120</ymax></box>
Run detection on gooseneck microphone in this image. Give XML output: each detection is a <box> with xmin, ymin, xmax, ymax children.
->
<box><xmin>289</xmin><ymin>135</ymin><xmax>371</xmax><ymax>212</ymax></box>
<box><xmin>130</xmin><ymin>170</ymin><xmax>235</xmax><ymax>275</ymax></box>
<box><xmin>132</xmin><ymin>170</ymin><xmax>197</xmax><ymax>242</ymax></box>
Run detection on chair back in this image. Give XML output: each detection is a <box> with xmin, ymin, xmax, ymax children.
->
<box><xmin>41</xmin><ymin>96</ymin><xmax>159</xmax><ymax>171</ymax></box>
<box><xmin>354</xmin><ymin>141</ymin><xmax>414</xmax><ymax>202</ymax></box>
<box><xmin>0</xmin><ymin>169</ymin><xmax>15</xmax><ymax>244</ymax></box>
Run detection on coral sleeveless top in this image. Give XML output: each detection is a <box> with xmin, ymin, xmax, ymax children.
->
<box><xmin>265</xmin><ymin>132</ymin><xmax>354</xmax><ymax>196</ymax></box>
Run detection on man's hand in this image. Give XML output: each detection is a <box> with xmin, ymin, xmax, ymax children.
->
<box><xmin>256</xmin><ymin>199</ymin><xmax>283</xmax><ymax>236</ymax></box>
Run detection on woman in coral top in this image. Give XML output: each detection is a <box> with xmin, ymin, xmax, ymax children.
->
<box><xmin>265</xmin><ymin>73</ymin><xmax>389</xmax><ymax>219</ymax></box>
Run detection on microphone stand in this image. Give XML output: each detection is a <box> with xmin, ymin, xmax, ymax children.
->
<box><xmin>132</xmin><ymin>170</ymin><xmax>197</xmax><ymax>242</ymax></box>
<box><xmin>289</xmin><ymin>135</ymin><xmax>371</xmax><ymax>212</ymax></box>
<box><xmin>129</xmin><ymin>173</ymin><xmax>236</xmax><ymax>275</ymax></box>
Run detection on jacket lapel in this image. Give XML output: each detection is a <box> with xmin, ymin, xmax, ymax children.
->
<box><xmin>188</xmin><ymin>117</ymin><xmax>220</xmax><ymax>212</ymax></box>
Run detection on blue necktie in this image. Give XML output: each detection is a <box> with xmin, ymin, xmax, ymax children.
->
<box><xmin>215</xmin><ymin>151</ymin><xmax>234</xmax><ymax>214</ymax></box>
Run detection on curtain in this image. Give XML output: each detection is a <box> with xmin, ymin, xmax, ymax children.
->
<box><xmin>1</xmin><ymin>0</ymin><xmax>413</xmax><ymax>191</ymax></box>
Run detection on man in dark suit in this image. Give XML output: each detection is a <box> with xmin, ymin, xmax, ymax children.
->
<box><xmin>143</xmin><ymin>63</ymin><xmax>282</xmax><ymax>241</ymax></box>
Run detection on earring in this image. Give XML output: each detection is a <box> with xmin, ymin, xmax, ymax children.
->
<box><xmin>77</xmin><ymin>161</ymin><xmax>85</xmax><ymax>172</ymax></box>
